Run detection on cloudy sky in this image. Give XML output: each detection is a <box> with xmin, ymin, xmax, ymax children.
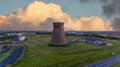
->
<box><xmin>0</xmin><ymin>0</ymin><xmax>119</xmax><ymax>31</ymax></box>
<box><xmin>0</xmin><ymin>0</ymin><xmax>105</xmax><ymax>19</ymax></box>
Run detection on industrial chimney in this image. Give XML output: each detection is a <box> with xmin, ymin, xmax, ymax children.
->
<box><xmin>51</xmin><ymin>22</ymin><xmax>67</xmax><ymax>46</ymax></box>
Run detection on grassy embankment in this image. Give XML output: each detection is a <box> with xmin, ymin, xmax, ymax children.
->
<box><xmin>0</xmin><ymin>46</ymin><xmax>14</xmax><ymax>62</ymax></box>
<box><xmin>13</xmin><ymin>34</ymin><xmax>120</xmax><ymax>67</ymax></box>
<box><xmin>112</xmin><ymin>63</ymin><xmax>120</xmax><ymax>67</ymax></box>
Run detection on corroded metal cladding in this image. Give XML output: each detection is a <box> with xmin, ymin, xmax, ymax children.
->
<box><xmin>51</xmin><ymin>22</ymin><xmax>67</xmax><ymax>46</ymax></box>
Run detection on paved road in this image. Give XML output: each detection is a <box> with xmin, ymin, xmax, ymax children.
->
<box><xmin>87</xmin><ymin>55</ymin><xmax>120</xmax><ymax>67</ymax></box>
<box><xmin>0</xmin><ymin>46</ymin><xmax>23</xmax><ymax>67</ymax></box>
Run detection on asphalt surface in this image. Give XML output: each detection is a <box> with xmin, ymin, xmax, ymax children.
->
<box><xmin>87</xmin><ymin>55</ymin><xmax>120</xmax><ymax>67</ymax></box>
<box><xmin>0</xmin><ymin>46</ymin><xmax>23</xmax><ymax>67</ymax></box>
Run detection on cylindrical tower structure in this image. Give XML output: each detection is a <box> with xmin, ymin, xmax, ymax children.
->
<box><xmin>51</xmin><ymin>22</ymin><xmax>66</xmax><ymax>46</ymax></box>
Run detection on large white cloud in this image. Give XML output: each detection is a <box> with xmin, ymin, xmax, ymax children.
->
<box><xmin>0</xmin><ymin>1</ymin><xmax>112</xmax><ymax>31</ymax></box>
<box><xmin>72</xmin><ymin>16</ymin><xmax>112</xmax><ymax>31</ymax></box>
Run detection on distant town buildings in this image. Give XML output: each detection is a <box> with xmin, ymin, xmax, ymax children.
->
<box><xmin>66</xmin><ymin>31</ymin><xmax>120</xmax><ymax>37</ymax></box>
<box><xmin>0</xmin><ymin>33</ymin><xmax>26</xmax><ymax>45</ymax></box>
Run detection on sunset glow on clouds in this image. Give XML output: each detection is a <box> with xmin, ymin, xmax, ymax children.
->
<box><xmin>0</xmin><ymin>1</ymin><xmax>113</xmax><ymax>31</ymax></box>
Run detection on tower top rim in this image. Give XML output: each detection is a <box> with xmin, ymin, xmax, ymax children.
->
<box><xmin>53</xmin><ymin>22</ymin><xmax>64</xmax><ymax>24</ymax></box>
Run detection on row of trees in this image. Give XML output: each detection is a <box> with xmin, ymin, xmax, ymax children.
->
<box><xmin>0</xmin><ymin>35</ymin><xmax>19</xmax><ymax>41</ymax></box>
<box><xmin>82</xmin><ymin>34</ymin><xmax>120</xmax><ymax>40</ymax></box>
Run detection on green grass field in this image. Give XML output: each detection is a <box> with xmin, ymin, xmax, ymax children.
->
<box><xmin>112</xmin><ymin>63</ymin><xmax>120</xmax><ymax>67</ymax></box>
<box><xmin>112</xmin><ymin>57</ymin><xmax>120</xmax><ymax>67</ymax></box>
<box><xmin>13</xmin><ymin>34</ymin><xmax>120</xmax><ymax>67</ymax></box>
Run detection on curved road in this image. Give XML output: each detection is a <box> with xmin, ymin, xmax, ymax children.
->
<box><xmin>0</xmin><ymin>46</ymin><xmax>23</xmax><ymax>67</ymax></box>
<box><xmin>87</xmin><ymin>55</ymin><xmax>120</xmax><ymax>67</ymax></box>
